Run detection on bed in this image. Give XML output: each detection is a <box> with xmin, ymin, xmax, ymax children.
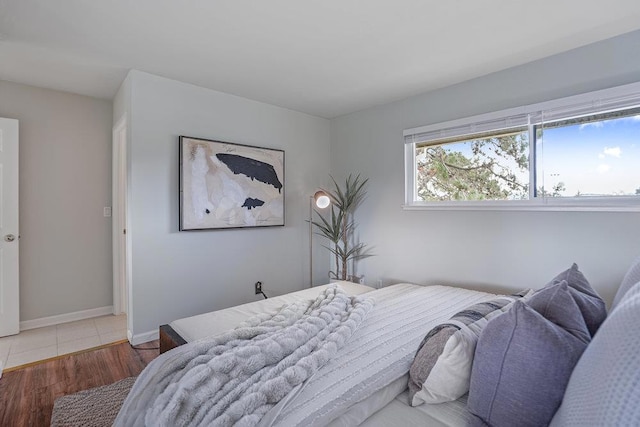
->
<box><xmin>144</xmin><ymin>281</ymin><xmax>496</xmax><ymax>426</ymax></box>
<box><xmin>118</xmin><ymin>259</ymin><xmax>640</xmax><ymax>426</ymax></box>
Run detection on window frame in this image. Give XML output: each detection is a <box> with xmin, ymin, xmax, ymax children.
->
<box><xmin>403</xmin><ymin>81</ymin><xmax>640</xmax><ymax>212</ymax></box>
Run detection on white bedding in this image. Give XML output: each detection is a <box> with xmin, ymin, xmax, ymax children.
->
<box><xmin>327</xmin><ymin>375</ymin><xmax>472</xmax><ymax>427</ymax></box>
<box><xmin>118</xmin><ymin>285</ymin><xmax>374</xmax><ymax>426</ymax></box>
<box><xmin>360</xmin><ymin>385</ymin><xmax>472</xmax><ymax>427</ymax></box>
<box><xmin>269</xmin><ymin>284</ymin><xmax>494</xmax><ymax>426</ymax></box>
<box><xmin>167</xmin><ymin>282</ymin><xmax>494</xmax><ymax>426</ymax></box>
<box><xmin>170</xmin><ymin>281</ymin><xmax>374</xmax><ymax>342</ymax></box>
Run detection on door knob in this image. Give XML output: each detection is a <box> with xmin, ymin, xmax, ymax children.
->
<box><xmin>4</xmin><ymin>234</ymin><xmax>16</xmax><ymax>242</ymax></box>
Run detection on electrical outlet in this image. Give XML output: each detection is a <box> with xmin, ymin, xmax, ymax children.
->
<box><xmin>255</xmin><ymin>281</ymin><xmax>262</xmax><ymax>294</ymax></box>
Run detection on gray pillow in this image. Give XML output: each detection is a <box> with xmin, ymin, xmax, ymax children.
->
<box><xmin>468</xmin><ymin>287</ymin><xmax>590</xmax><ymax>427</ymax></box>
<box><xmin>551</xmin><ymin>281</ymin><xmax>640</xmax><ymax>426</ymax></box>
<box><xmin>548</xmin><ymin>263</ymin><xmax>606</xmax><ymax>336</ymax></box>
<box><xmin>527</xmin><ymin>281</ymin><xmax>590</xmax><ymax>343</ymax></box>
<box><xmin>408</xmin><ymin>292</ymin><xmax>529</xmax><ymax>405</ymax></box>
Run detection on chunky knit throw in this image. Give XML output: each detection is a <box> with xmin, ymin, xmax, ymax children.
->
<box><xmin>114</xmin><ymin>285</ymin><xmax>374</xmax><ymax>426</ymax></box>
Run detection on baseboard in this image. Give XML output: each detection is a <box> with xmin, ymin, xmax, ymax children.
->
<box><xmin>130</xmin><ymin>329</ymin><xmax>159</xmax><ymax>345</ymax></box>
<box><xmin>20</xmin><ymin>306</ymin><xmax>114</xmax><ymax>331</ymax></box>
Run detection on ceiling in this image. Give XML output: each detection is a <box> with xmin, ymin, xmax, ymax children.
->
<box><xmin>2</xmin><ymin>1</ymin><xmax>640</xmax><ymax>119</ymax></box>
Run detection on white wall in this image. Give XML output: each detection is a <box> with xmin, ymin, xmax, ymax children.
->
<box><xmin>0</xmin><ymin>80</ymin><xmax>113</xmax><ymax>321</ymax></box>
<box><xmin>330</xmin><ymin>30</ymin><xmax>640</xmax><ymax>306</ymax></box>
<box><xmin>123</xmin><ymin>71</ymin><xmax>331</xmax><ymax>340</ymax></box>
<box><xmin>113</xmin><ymin>75</ymin><xmax>130</xmax><ymax>128</ymax></box>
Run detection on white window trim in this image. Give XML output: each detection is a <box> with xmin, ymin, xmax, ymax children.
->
<box><xmin>403</xmin><ymin>81</ymin><xmax>640</xmax><ymax>212</ymax></box>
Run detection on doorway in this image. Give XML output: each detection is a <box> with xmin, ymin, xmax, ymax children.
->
<box><xmin>112</xmin><ymin>117</ymin><xmax>130</xmax><ymax>318</ymax></box>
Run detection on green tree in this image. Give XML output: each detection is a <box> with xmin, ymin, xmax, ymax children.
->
<box><xmin>416</xmin><ymin>133</ymin><xmax>529</xmax><ymax>201</ymax></box>
<box><xmin>537</xmin><ymin>182</ymin><xmax>566</xmax><ymax>197</ymax></box>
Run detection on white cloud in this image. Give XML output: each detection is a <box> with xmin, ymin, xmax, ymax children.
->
<box><xmin>580</xmin><ymin>122</ymin><xmax>604</xmax><ymax>130</ymax></box>
<box><xmin>603</xmin><ymin>146</ymin><xmax>622</xmax><ymax>157</ymax></box>
<box><xmin>633</xmin><ymin>115</ymin><xmax>640</xmax><ymax>121</ymax></box>
<box><xmin>598</xmin><ymin>153</ymin><xmax>605</xmax><ymax>159</ymax></box>
<box><xmin>596</xmin><ymin>164</ymin><xmax>611</xmax><ymax>174</ymax></box>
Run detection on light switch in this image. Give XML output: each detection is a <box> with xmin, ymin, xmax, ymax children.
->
<box><xmin>104</xmin><ymin>207</ymin><xmax>112</xmax><ymax>217</ymax></box>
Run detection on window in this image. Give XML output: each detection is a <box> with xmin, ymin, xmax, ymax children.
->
<box><xmin>536</xmin><ymin>108</ymin><xmax>640</xmax><ymax>198</ymax></box>
<box><xmin>404</xmin><ymin>82</ymin><xmax>640</xmax><ymax>211</ymax></box>
<box><xmin>415</xmin><ymin>127</ymin><xmax>530</xmax><ymax>202</ymax></box>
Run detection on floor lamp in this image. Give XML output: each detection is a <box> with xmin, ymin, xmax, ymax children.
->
<box><xmin>309</xmin><ymin>190</ymin><xmax>331</xmax><ymax>287</ymax></box>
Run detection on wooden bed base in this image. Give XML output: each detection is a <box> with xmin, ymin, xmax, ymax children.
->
<box><xmin>159</xmin><ymin>324</ymin><xmax>187</xmax><ymax>354</ymax></box>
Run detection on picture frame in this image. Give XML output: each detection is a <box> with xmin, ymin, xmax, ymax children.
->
<box><xmin>179</xmin><ymin>136</ymin><xmax>285</xmax><ymax>231</ymax></box>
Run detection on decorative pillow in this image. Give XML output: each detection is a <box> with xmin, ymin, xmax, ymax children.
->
<box><xmin>408</xmin><ymin>291</ymin><xmax>531</xmax><ymax>406</ymax></box>
<box><xmin>548</xmin><ymin>263</ymin><xmax>606</xmax><ymax>336</ymax></box>
<box><xmin>551</xmin><ymin>281</ymin><xmax>640</xmax><ymax>426</ymax></box>
<box><xmin>468</xmin><ymin>291</ymin><xmax>590</xmax><ymax>427</ymax></box>
<box><xmin>611</xmin><ymin>255</ymin><xmax>640</xmax><ymax>311</ymax></box>
<box><xmin>527</xmin><ymin>281</ymin><xmax>591</xmax><ymax>343</ymax></box>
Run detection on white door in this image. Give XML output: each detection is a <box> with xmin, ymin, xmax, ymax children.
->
<box><xmin>0</xmin><ymin>118</ymin><xmax>19</xmax><ymax>337</ymax></box>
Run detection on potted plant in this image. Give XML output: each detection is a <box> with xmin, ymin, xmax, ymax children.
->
<box><xmin>311</xmin><ymin>174</ymin><xmax>372</xmax><ymax>282</ymax></box>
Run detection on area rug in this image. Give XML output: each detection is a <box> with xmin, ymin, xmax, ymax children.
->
<box><xmin>50</xmin><ymin>376</ymin><xmax>135</xmax><ymax>427</ymax></box>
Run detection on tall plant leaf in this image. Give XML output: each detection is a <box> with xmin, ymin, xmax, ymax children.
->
<box><xmin>311</xmin><ymin>174</ymin><xmax>372</xmax><ymax>281</ymax></box>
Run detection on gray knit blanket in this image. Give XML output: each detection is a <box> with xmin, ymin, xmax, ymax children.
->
<box><xmin>114</xmin><ymin>285</ymin><xmax>374</xmax><ymax>426</ymax></box>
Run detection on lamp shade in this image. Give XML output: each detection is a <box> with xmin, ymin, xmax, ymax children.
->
<box><xmin>314</xmin><ymin>190</ymin><xmax>331</xmax><ymax>209</ymax></box>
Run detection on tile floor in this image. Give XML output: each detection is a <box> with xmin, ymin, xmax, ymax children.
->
<box><xmin>0</xmin><ymin>314</ymin><xmax>127</xmax><ymax>371</ymax></box>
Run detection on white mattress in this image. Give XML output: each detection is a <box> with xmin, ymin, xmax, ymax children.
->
<box><xmin>169</xmin><ymin>281</ymin><xmax>374</xmax><ymax>342</ymax></box>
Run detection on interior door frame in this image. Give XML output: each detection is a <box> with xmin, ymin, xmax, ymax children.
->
<box><xmin>112</xmin><ymin>116</ymin><xmax>130</xmax><ymax>316</ymax></box>
<box><xmin>0</xmin><ymin>118</ymin><xmax>20</xmax><ymax>337</ymax></box>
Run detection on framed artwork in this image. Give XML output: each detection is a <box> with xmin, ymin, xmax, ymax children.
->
<box><xmin>179</xmin><ymin>136</ymin><xmax>285</xmax><ymax>230</ymax></box>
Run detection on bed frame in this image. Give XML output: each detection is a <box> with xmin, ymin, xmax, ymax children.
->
<box><xmin>159</xmin><ymin>324</ymin><xmax>187</xmax><ymax>354</ymax></box>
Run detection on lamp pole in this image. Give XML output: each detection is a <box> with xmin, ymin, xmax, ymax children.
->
<box><xmin>309</xmin><ymin>190</ymin><xmax>330</xmax><ymax>287</ymax></box>
<box><xmin>309</xmin><ymin>196</ymin><xmax>314</xmax><ymax>287</ymax></box>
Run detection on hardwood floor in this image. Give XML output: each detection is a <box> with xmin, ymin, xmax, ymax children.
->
<box><xmin>0</xmin><ymin>340</ymin><xmax>159</xmax><ymax>426</ymax></box>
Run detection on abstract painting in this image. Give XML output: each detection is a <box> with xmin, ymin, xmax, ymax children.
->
<box><xmin>179</xmin><ymin>136</ymin><xmax>284</xmax><ymax>230</ymax></box>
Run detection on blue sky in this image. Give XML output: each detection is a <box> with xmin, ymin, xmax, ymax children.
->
<box><xmin>539</xmin><ymin>115</ymin><xmax>640</xmax><ymax>196</ymax></box>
